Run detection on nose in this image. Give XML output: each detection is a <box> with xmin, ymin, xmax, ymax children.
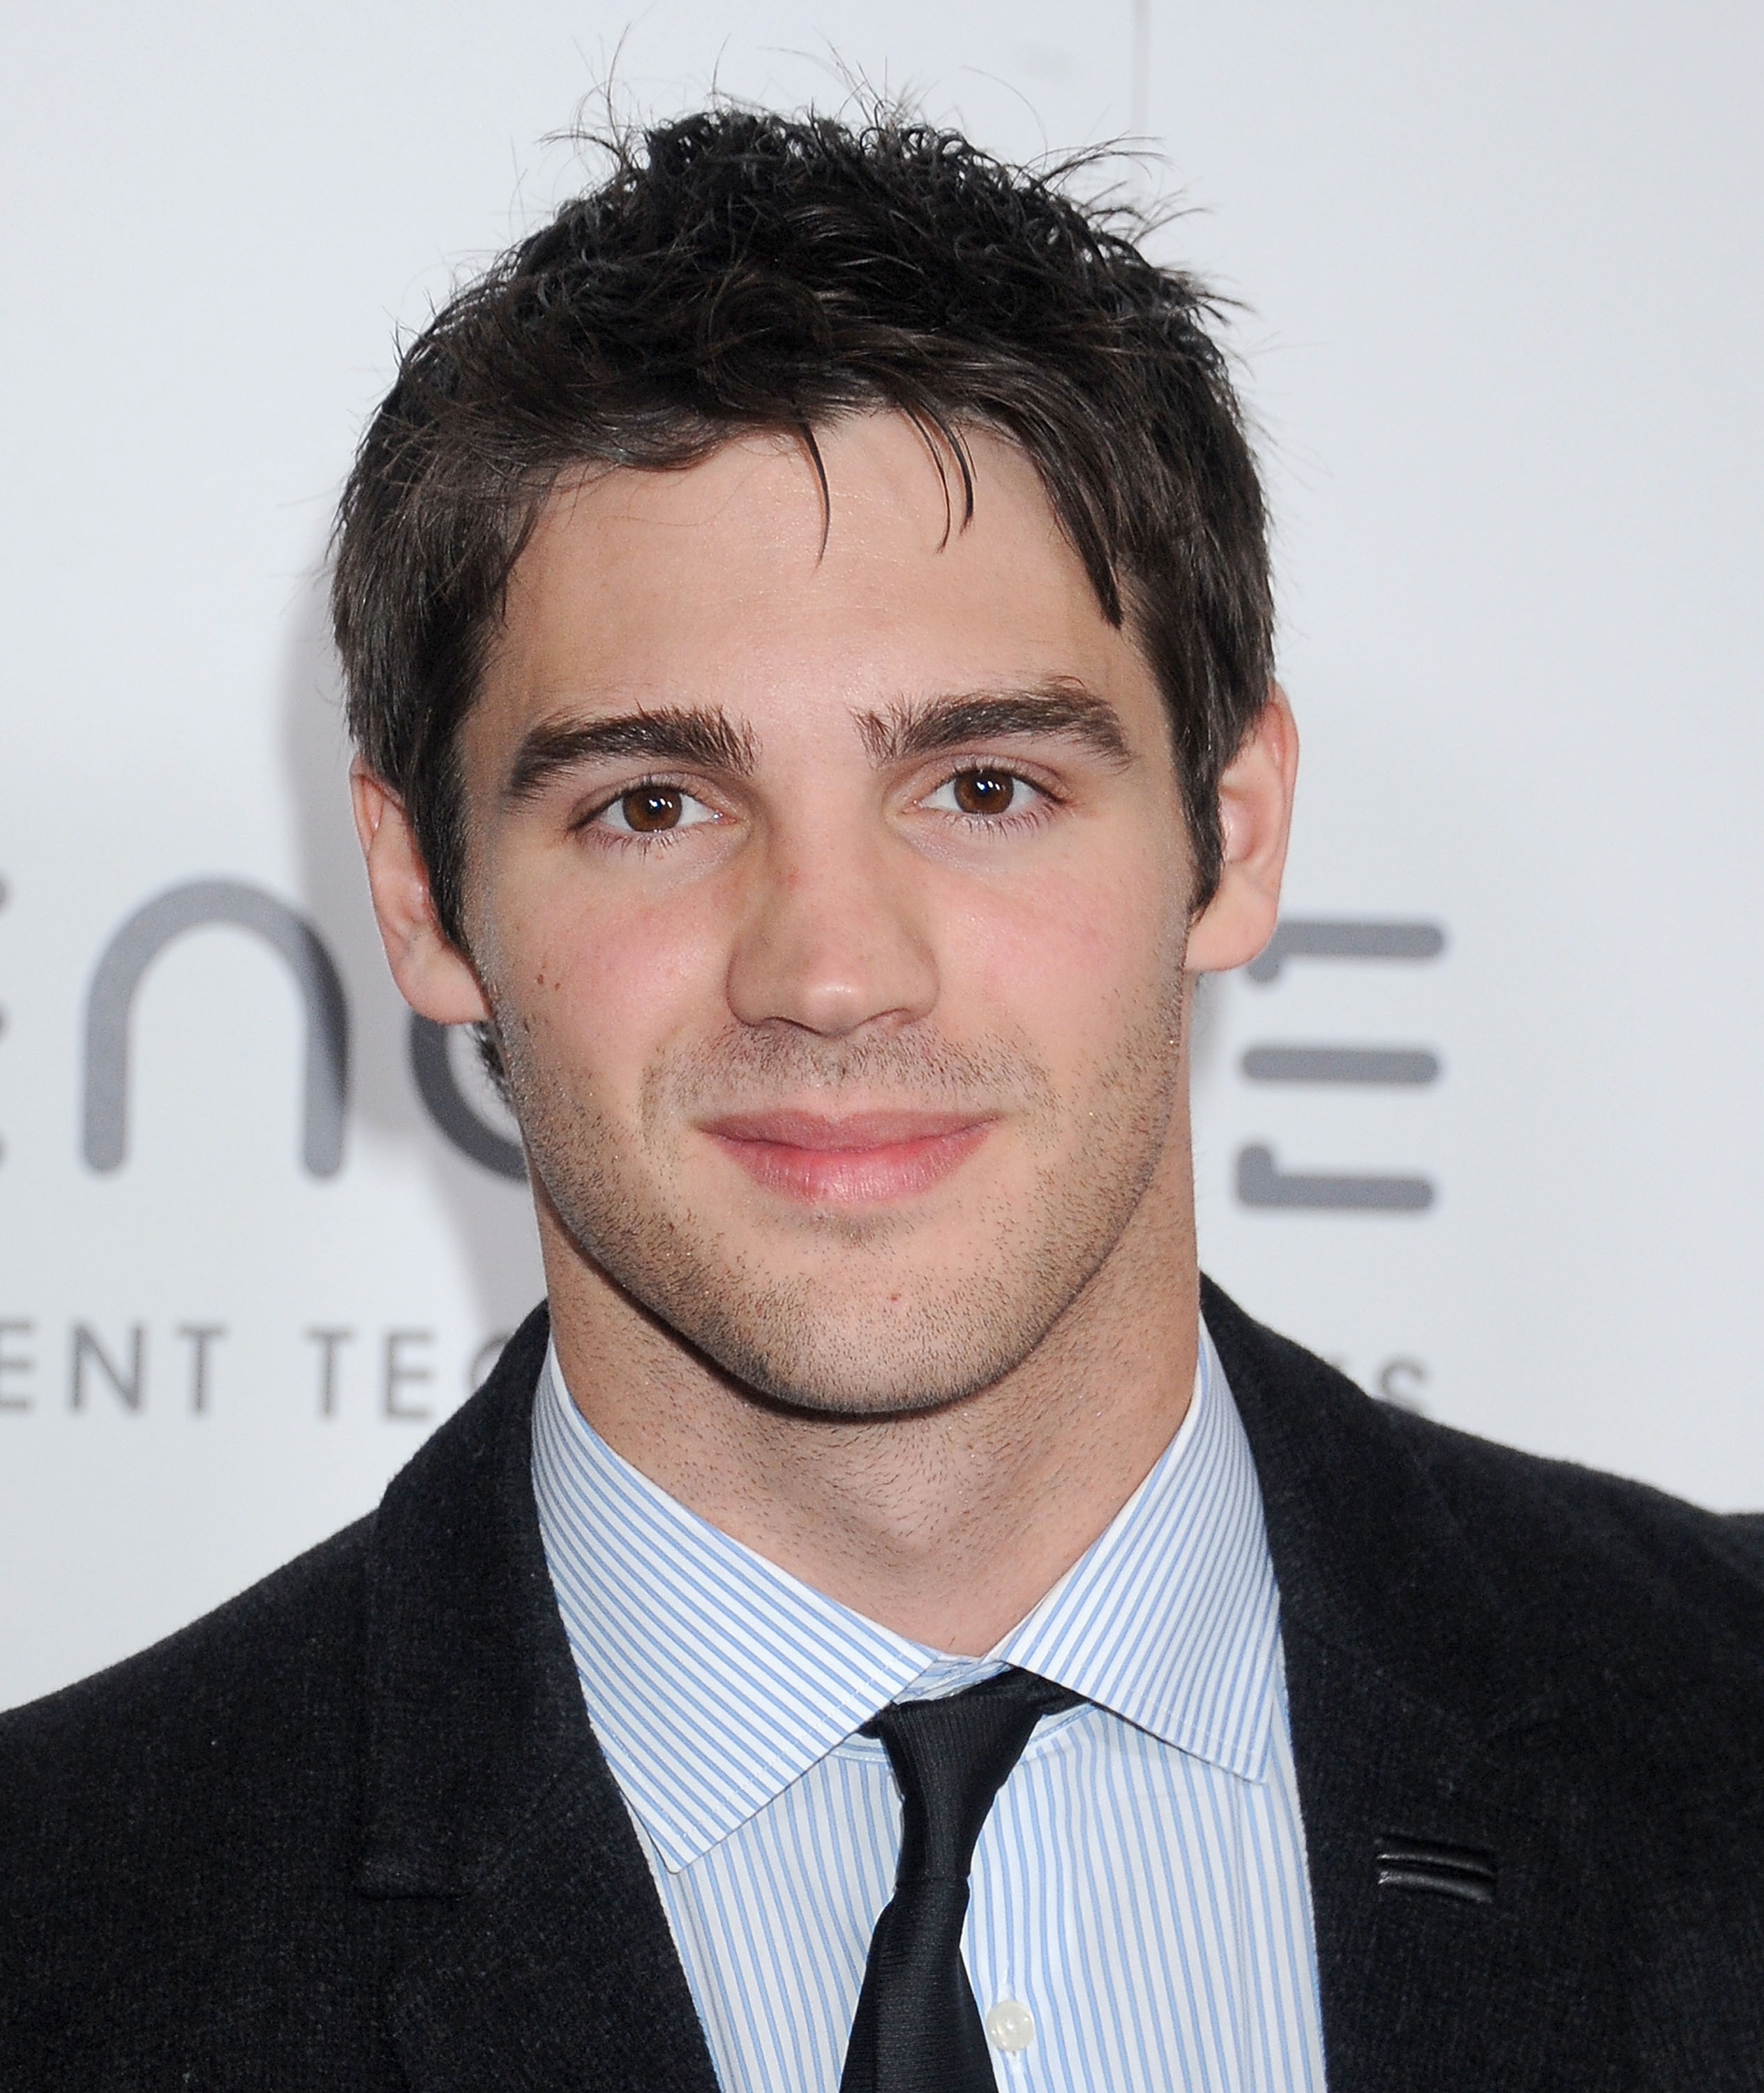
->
<box><xmin>724</xmin><ymin>820</ymin><xmax>939</xmax><ymax>1040</ymax></box>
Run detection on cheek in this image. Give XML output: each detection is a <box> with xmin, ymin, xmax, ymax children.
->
<box><xmin>493</xmin><ymin>877</ymin><xmax>733</xmax><ymax>1100</ymax></box>
<box><xmin>943</xmin><ymin>844</ymin><xmax>1185</xmax><ymax>1066</ymax></box>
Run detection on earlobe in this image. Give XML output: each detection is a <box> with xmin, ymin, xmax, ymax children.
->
<box><xmin>350</xmin><ymin>761</ymin><xmax>491</xmax><ymax>1024</ymax></box>
<box><xmin>1183</xmin><ymin>684</ymin><xmax>1299</xmax><ymax>975</ymax></box>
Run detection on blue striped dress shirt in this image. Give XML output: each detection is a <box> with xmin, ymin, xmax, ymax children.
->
<box><xmin>532</xmin><ymin>1321</ymin><xmax>1326</xmax><ymax>2092</ymax></box>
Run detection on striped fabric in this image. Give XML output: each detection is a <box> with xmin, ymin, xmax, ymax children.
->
<box><xmin>532</xmin><ymin>1323</ymin><xmax>1326</xmax><ymax>2093</ymax></box>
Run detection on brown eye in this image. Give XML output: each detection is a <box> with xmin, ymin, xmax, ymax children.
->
<box><xmin>618</xmin><ymin>786</ymin><xmax>684</xmax><ymax>832</ymax></box>
<box><xmin>951</xmin><ymin>770</ymin><xmax>1017</xmax><ymax>816</ymax></box>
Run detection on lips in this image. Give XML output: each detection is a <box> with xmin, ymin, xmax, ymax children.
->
<box><xmin>701</xmin><ymin>1107</ymin><xmax>994</xmax><ymax>1205</ymax></box>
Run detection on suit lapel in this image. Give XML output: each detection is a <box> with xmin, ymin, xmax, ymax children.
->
<box><xmin>354</xmin><ymin>1307</ymin><xmax>719</xmax><ymax>2093</ymax></box>
<box><xmin>1277</xmin><ymin>1617</ymin><xmax>1609</xmax><ymax>2092</ymax></box>
<box><xmin>1204</xmin><ymin>1280</ymin><xmax>1613</xmax><ymax>2092</ymax></box>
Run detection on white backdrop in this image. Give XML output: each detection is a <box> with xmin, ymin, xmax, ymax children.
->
<box><xmin>3</xmin><ymin>0</ymin><xmax>1761</xmax><ymax>1712</ymax></box>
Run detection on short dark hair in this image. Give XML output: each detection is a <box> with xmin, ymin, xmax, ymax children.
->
<box><xmin>331</xmin><ymin>106</ymin><xmax>1273</xmax><ymax>946</ymax></box>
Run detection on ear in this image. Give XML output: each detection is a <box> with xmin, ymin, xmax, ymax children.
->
<box><xmin>350</xmin><ymin>760</ymin><xmax>491</xmax><ymax>1023</ymax></box>
<box><xmin>1184</xmin><ymin>684</ymin><xmax>1299</xmax><ymax>974</ymax></box>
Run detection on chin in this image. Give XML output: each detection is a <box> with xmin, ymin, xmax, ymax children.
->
<box><xmin>670</xmin><ymin>1275</ymin><xmax>1066</xmax><ymax>1420</ymax></box>
<box><xmin>711</xmin><ymin>1335</ymin><xmax>1026</xmax><ymax>1421</ymax></box>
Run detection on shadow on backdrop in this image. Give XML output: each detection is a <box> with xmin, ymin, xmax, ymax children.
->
<box><xmin>279</xmin><ymin>551</ymin><xmax>544</xmax><ymax>1347</ymax></box>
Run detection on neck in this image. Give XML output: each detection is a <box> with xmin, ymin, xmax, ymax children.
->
<box><xmin>541</xmin><ymin>1133</ymin><xmax>1199</xmax><ymax>1657</ymax></box>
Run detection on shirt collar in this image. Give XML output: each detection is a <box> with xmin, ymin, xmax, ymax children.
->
<box><xmin>992</xmin><ymin>1323</ymin><xmax>1280</xmax><ymax>1779</ymax></box>
<box><xmin>532</xmin><ymin>1319</ymin><xmax>1279</xmax><ymax>1872</ymax></box>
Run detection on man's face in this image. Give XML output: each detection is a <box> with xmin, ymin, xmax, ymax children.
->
<box><xmin>456</xmin><ymin>416</ymin><xmax>1198</xmax><ymax>1415</ymax></box>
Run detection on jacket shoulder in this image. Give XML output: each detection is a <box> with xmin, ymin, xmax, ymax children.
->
<box><xmin>1383</xmin><ymin>1399</ymin><xmax>1764</xmax><ymax>1603</ymax></box>
<box><xmin>0</xmin><ymin>1312</ymin><xmax>552</xmax><ymax>2084</ymax></box>
<box><xmin>2</xmin><ymin>1508</ymin><xmax>372</xmax><ymax>1743</ymax></box>
<box><xmin>0</xmin><ymin>1515</ymin><xmax>386</xmax><ymax>2080</ymax></box>
<box><xmin>1203</xmin><ymin>1276</ymin><xmax>1764</xmax><ymax>1723</ymax></box>
<box><xmin>1373</xmin><ymin>1390</ymin><xmax>1764</xmax><ymax>1700</ymax></box>
<box><xmin>1378</xmin><ymin>1398</ymin><xmax>1764</xmax><ymax>1764</ymax></box>
<box><xmin>0</xmin><ymin>1509</ymin><xmax>376</xmax><ymax>1886</ymax></box>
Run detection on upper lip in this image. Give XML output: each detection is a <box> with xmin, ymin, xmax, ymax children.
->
<box><xmin>701</xmin><ymin>1108</ymin><xmax>992</xmax><ymax>1150</ymax></box>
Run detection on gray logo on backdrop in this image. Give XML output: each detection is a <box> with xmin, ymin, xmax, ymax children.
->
<box><xmin>83</xmin><ymin>881</ymin><xmax>350</xmax><ymax>1176</ymax></box>
<box><xmin>75</xmin><ymin>878</ymin><xmax>520</xmax><ymax>1180</ymax></box>
<box><xmin>1235</xmin><ymin>917</ymin><xmax>1445</xmax><ymax>1213</ymax></box>
<box><xmin>57</xmin><ymin>881</ymin><xmax>1441</xmax><ymax>1203</ymax></box>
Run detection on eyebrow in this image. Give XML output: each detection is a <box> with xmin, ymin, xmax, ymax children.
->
<box><xmin>857</xmin><ymin>681</ymin><xmax>1133</xmax><ymax>767</ymax></box>
<box><xmin>502</xmin><ymin>679</ymin><xmax>1131</xmax><ymax>801</ymax></box>
<box><xmin>504</xmin><ymin>707</ymin><xmax>758</xmax><ymax>800</ymax></box>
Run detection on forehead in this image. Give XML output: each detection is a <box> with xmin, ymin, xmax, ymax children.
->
<box><xmin>472</xmin><ymin>414</ymin><xmax>1158</xmax><ymax>758</ymax></box>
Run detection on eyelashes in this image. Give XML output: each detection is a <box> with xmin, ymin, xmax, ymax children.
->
<box><xmin>919</xmin><ymin>767</ymin><xmax>1049</xmax><ymax>824</ymax></box>
<box><xmin>572</xmin><ymin>774</ymin><xmax>718</xmax><ymax>849</ymax></box>
<box><xmin>575</xmin><ymin>764</ymin><xmax>1060</xmax><ymax>853</ymax></box>
<box><xmin>592</xmin><ymin>781</ymin><xmax>720</xmax><ymax>838</ymax></box>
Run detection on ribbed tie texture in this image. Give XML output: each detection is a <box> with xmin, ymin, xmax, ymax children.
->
<box><xmin>838</xmin><ymin>1667</ymin><xmax>1082</xmax><ymax>2093</ymax></box>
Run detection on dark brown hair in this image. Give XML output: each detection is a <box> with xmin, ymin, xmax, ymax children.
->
<box><xmin>331</xmin><ymin>106</ymin><xmax>1273</xmax><ymax>945</ymax></box>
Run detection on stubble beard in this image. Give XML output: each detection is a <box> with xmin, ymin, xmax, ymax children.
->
<box><xmin>499</xmin><ymin>977</ymin><xmax>1189</xmax><ymax>1419</ymax></box>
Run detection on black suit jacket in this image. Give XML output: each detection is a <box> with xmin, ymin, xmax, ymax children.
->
<box><xmin>4</xmin><ymin>1281</ymin><xmax>1763</xmax><ymax>2090</ymax></box>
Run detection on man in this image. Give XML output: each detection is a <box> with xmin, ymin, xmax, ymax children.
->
<box><xmin>3</xmin><ymin>106</ymin><xmax>1762</xmax><ymax>2092</ymax></box>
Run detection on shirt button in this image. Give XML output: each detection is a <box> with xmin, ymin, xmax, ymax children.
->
<box><xmin>983</xmin><ymin>2000</ymin><xmax>1036</xmax><ymax>2054</ymax></box>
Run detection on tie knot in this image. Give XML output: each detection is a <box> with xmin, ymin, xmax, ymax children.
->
<box><xmin>862</xmin><ymin>1669</ymin><xmax>1082</xmax><ymax>1884</ymax></box>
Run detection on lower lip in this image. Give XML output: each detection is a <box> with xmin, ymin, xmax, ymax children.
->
<box><xmin>707</xmin><ymin>1124</ymin><xmax>992</xmax><ymax>1205</ymax></box>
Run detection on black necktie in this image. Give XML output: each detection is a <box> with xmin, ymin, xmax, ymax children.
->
<box><xmin>838</xmin><ymin>1667</ymin><xmax>1082</xmax><ymax>2093</ymax></box>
